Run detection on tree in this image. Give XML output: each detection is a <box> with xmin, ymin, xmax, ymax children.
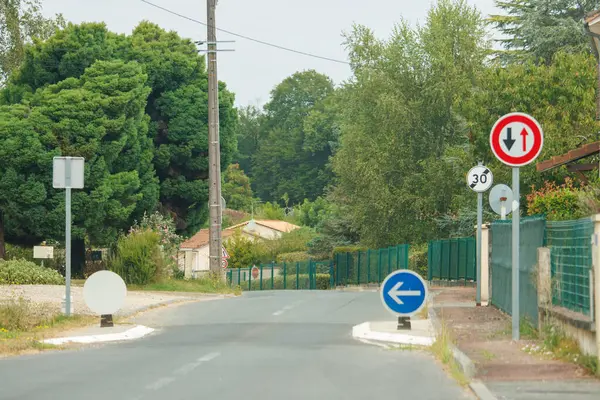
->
<box><xmin>222</xmin><ymin>163</ymin><xmax>253</xmax><ymax>212</ymax></box>
<box><xmin>251</xmin><ymin>70</ymin><xmax>338</xmax><ymax>204</ymax></box>
<box><xmin>333</xmin><ymin>0</ymin><xmax>488</xmax><ymax>246</ymax></box>
<box><xmin>4</xmin><ymin>21</ymin><xmax>238</xmax><ymax>237</ymax></box>
<box><xmin>0</xmin><ymin>0</ymin><xmax>65</xmax><ymax>83</ymax></box>
<box><xmin>234</xmin><ymin>105</ymin><xmax>264</xmax><ymax>177</ymax></box>
<box><xmin>490</xmin><ymin>0</ymin><xmax>600</xmax><ymax>64</ymax></box>
<box><xmin>0</xmin><ymin>59</ymin><xmax>156</xmax><ymax>259</ymax></box>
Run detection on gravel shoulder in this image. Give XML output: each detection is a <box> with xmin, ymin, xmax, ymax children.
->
<box><xmin>0</xmin><ymin>284</ymin><xmax>226</xmax><ymax>317</ymax></box>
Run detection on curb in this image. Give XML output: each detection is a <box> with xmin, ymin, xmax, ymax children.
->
<box><xmin>352</xmin><ymin>322</ymin><xmax>435</xmax><ymax>347</ymax></box>
<box><xmin>428</xmin><ymin>304</ymin><xmax>497</xmax><ymax>400</ymax></box>
<box><xmin>43</xmin><ymin>325</ymin><xmax>155</xmax><ymax>345</ymax></box>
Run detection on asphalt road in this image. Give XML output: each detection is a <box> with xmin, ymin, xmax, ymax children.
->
<box><xmin>0</xmin><ymin>290</ymin><xmax>471</xmax><ymax>400</ymax></box>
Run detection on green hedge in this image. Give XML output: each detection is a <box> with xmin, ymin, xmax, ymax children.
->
<box><xmin>332</xmin><ymin>246</ymin><xmax>368</xmax><ymax>255</ymax></box>
<box><xmin>409</xmin><ymin>245</ymin><xmax>428</xmax><ymax>279</ymax></box>
<box><xmin>276</xmin><ymin>251</ymin><xmax>310</xmax><ymax>263</ymax></box>
<box><xmin>0</xmin><ymin>259</ymin><xmax>65</xmax><ymax>285</ymax></box>
<box><xmin>245</xmin><ymin>273</ymin><xmax>331</xmax><ymax>290</ymax></box>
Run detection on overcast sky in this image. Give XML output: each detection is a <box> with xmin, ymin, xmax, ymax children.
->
<box><xmin>42</xmin><ymin>0</ymin><xmax>499</xmax><ymax>107</ymax></box>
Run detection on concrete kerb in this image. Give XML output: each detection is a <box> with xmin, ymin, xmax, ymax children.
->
<box><xmin>428</xmin><ymin>293</ymin><xmax>498</xmax><ymax>400</ymax></box>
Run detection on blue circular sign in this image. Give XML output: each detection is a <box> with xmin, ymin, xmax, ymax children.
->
<box><xmin>380</xmin><ymin>270</ymin><xmax>428</xmax><ymax>316</ymax></box>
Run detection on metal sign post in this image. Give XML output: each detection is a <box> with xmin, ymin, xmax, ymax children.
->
<box><xmin>53</xmin><ymin>157</ymin><xmax>85</xmax><ymax>317</ymax></box>
<box><xmin>490</xmin><ymin>113</ymin><xmax>544</xmax><ymax>341</ymax></box>
<box><xmin>467</xmin><ymin>164</ymin><xmax>493</xmax><ymax>306</ymax></box>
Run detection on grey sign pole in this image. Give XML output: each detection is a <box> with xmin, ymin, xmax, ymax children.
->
<box><xmin>476</xmin><ymin>191</ymin><xmax>482</xmax><ymax>305</ymax></box>
<box><xmin>512</xmin><ymin>167</ymin><xmax>520</xmax><ymax>340</ymax></box>
<box><xmin>65</xmin><ymin>158</ymin><xmax>72</xmax><ymax>317</ymax></box>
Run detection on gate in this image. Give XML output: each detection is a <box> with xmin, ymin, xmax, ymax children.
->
<box><xmin>427</xmin><ymin>237</ymin><xmax>476</xmax><ymax>282</ymax></box>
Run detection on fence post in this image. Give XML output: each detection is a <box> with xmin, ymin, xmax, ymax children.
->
<box><xmin>296</xmin><ymin>262</ymin><xmax>300</xmax><ymax>290</ymax></box>
<box><xmin>271</xmin><ymin>262</ymin><xmax>275</xmax><ymax>290</ymax></box>
<box><xmin>237</xmin><ymin>268</ymin><xmax>241</xmax><ymax>287</ymax></box>
<box><xmin>283</xmin><ymin>262</ymin><xmax>287</xmax><ymax>290</ymax></box>
<box><xmin>357</xmin><ymin>251</ymin><xmax>362</xmax><ymax>285</ymax></box>
<box><xmin>260</xmin><ymin>264</ymin><xmax>263</xmax><ymax>291</ymax></box>
<box><xmin>248</xmin><ymin>266</ymin><xmax>252</xmax><ymax>291</ymax></box>
<box><xmin>329</xmin><ymin>262</ymin><xmax>334</xmax><ymax>289</ymax></box>
<box><xmin>378</xmin><ymin>249</ymin><xmax>382</xmax><ymax>283</ymax></box>
<box><xmin>367</xmin><ymin>249</ymin><xmax>371</xmax><ymax>283</ymax></box>
<box><xmin>387</xmin><ymin>247</ymin><xmax>392</xmax><ymax>275</ymax></box>
<box><xmin>592</xmin><ymin>214</ymin><xmax>600</xmax><ymax>374</ymax></box>
<box><xmin>346</xmin><ymin>252</ymin><xmax>350</xmax><ymax>286</ymax></box>
<box><xmin>481</xmin><ymin>224</ymin><xmax>490</xmax><ymax>304</ymax></box>
<box><xmin>335</xmin><ymin>253</ymin><xmax>339</xmax><ymax>287</ymax></box>
<box><xmin>537</xmin><ymin>247</ymin><xmax>551</xmax><ymax>332</ymax></box>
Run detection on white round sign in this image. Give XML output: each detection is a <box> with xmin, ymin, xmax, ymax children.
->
<box><xmin>467</xmin><ymin>165</ymin><xmax>493</xmax><ymax>193</ymax></box>
<box><xmin>489</xmin><ymin>184</ymin><xmax>518</xmax><ymax>216</ymax></box>
<box><xmin>83</xmin><ymin>271</ymin><xmax>127</xmax><ymax>315</ymax></box>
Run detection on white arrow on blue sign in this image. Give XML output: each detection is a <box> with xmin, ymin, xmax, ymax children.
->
<box><xmin>380</xmin><ymin>270</ymin><xmax>428</xmax><ymax>316</ymax></box>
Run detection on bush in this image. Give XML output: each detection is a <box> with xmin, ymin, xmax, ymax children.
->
<box><xmin>332</xmin><ymin>246</ymin><xmax>368</xmax><ymax>256</ymax></box>
<box><xmin>276</xmin><ymin>251</ymin><xmax>310</xmax><ymax>263</ymax></box>
<box><xmin>0</xmin><ymin>259</ymin><xmax>65</xmax><ymax>285</ymax></box>
<box><xmin>130</xmin><ymin>211</ymin><xmax>182</xmax><ymax>273</ymax></box>
<box><xmin>526</xmin><ymin>179</ymin><xmax>585</xmax><ymax>221</ymax></box>
<box><xmin>109</xmin><ymin>230</ymin><xmax>164</xmax><ymax>285</ymax></box>
<box><xmin>0</xmin><ymin>296</ymin><xmax>55</xmax><ymax>331</ymax></box>
<box><xmin>409</xmin><ymin>244</ymin><xmax>428</xmax><ymax>279</ymax></box>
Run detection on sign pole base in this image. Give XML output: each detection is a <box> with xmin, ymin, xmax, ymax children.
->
<box><xmin>100</xmin><ymin>314</ymin><xmax>114</xmax><ymax>328</ymax></box>
<box><xmin>397</xmin><ymin>317</ymin><xmax>411</xmax><ymax>331</ymax></box>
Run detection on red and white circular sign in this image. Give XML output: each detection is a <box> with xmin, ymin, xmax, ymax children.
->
<box><xmin>221</xmin><ymin>258</ymin><xmax>228</xmax><ymax>269</ymax></box>
<box><xmin>490</xmin><ymin>113</ymin><xmax>544</xmax><ymax>167</ymax></box>
<box><xmin>251</xmin><ymin>266</ymin><xmax>259</xmax><ymax>279</ymax></box>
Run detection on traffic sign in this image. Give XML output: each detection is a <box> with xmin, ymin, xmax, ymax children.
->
<box><xmin>380</xmin><ymin>270</ymin><xmax>428</xmax><ymax>316</ymax></box>
<box><xmin>222</xmin><ymin>246</ymin><xmax>230</xmax><ymax>259</ymax></box>
<box><xmin>467</xmin><ymin>165</ymin><xmax>493</xmax><ymax>193</ymax></box>
<box><xmin>490</xmin><ymin>112</ymin><xmax>544</xmax><ymax>167</ymax></box>
<box><xmin>489</xmin><ymin>184</ymin><xmax>517</xmax><ymax>217</ymax></box>
<box><xmin>251</xmin><ymin>266</ymin><xmax>259</xmax><ymax>279</ymax></box>
<box><xmin>221</xmin><ymin>258</ymin><xmax>228</xmax><ymax>269</ymax></box>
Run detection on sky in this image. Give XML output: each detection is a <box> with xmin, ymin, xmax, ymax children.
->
<box><xmin>42</xmin><ymin>0</ymin><xmax>500</xmax><ymax>107</ymax></box>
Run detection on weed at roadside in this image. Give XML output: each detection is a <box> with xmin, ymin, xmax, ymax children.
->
<box><xmin>430</xmin><ymin>319</ymin><xmax>469</xmax><ymax>386</ymax></box>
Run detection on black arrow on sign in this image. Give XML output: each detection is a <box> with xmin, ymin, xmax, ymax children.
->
<box><xmin>504</xmin><ymin>127</ymin><xmax>515</xmax><ymax>150</ymax></box>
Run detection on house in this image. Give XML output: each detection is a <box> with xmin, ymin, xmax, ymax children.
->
<box><xmin>178</xmin><ymin>219</ymin><xmax>300</xmax><ymax>278</ymax></box>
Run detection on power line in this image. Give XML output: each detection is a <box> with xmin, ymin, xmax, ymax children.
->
<box><xmin>140</xmin><ymin>0</ymin><xmax>350</xmax><ymax>65</ymax></box>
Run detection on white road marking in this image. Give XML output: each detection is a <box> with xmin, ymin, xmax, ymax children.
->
<box><xmin>173</xmin><ymin>352</ymin><xmax>220</xmax><ymax>376</ymax></box>
<box><xmin>145</xmin><ymin>377</ymin><xmax>175</xmax><ymax>391</ymax></box>
<box><xmin>272</xmin><ymin>300</ymin><xmax>304</xmax><ymax>316</ymax></box>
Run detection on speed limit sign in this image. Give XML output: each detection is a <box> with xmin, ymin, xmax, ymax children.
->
<box><xmin>467</xmin><ymin>165</ymin><xmax>493</xmax><ymax>193</ymax></box>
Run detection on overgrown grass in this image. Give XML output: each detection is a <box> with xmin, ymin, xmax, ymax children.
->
<box><xmin>129</xmin><ymin>276</ymin><xmax>242</xmax><ymax>296</ymax></box>
<box><xmin>430</xmin><ymin>319</ymin><xmax>469</xmax><ymax>386</ymax></box>
<box><xmin>0</xmin><ymin>297</ymin><xmax>94</xmax><ymax>356</ymax></box>
<box><xmin>522</xmin><ymin>322</ymin><xmax>599</xmax><ymax>376</ymax></box>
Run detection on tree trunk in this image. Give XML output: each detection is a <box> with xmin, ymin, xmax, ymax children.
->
<box><xmin>0</xmin><ymin>210</ymin><xmax>5</xmax><ymax>260</ymax></box>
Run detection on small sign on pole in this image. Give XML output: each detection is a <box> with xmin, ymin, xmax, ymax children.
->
<box><xmin>490</xmin><ymin>113</ymin><xmax>544</xmax><ymax>341</ymax></box>
<box><xmin>53</xmin><ymin>156</ymin><xmax>85</xmax><ymax>317</ymax></box>
<box><xmin>467</xmin><ymin>163</ymin><xmax>493</xmax><ymax>306</ymax></box>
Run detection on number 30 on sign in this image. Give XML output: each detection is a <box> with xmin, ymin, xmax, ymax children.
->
<box><xmin>467</xmin><ymin>165</ymin><xmax>493</xmax><ymax>193</ymax></box>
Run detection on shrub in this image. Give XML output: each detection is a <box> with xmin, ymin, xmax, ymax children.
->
<box><xmin>0</xmin><ymin>296</ymin><xmax>55</xmax><ymax>331</ymax></box>
<box><xmin>526</xmin><ymin>179</ymin><xmax>585</xmax><ymax>221</ymax></box>
<box><xmin>109</xmin><ymin>230</ymin><xmax>164</xmax><ymax>285</ymax></box>
<box><xmin>0</xmin><ymin>259</ymin><xmax>65</xmax><ymax>285</ymax></box>
<box><xmin>409</xmin><ymin>244</ymin><xmax>428</xmax><ymax>279</ymax></box>
<box><xmin>129</xmin><ymin>211</ymin><xmax>182</xmax><ymax>273</ymax></box>
<box><xmin>226</xmin><ymin>230</ymin><xmax>269</xmax><ymax>269</ymax></box>
<box><xmin>276</xmin><ymin>251</ymin><xmax>310</xmax><ymax>263</ymax></box>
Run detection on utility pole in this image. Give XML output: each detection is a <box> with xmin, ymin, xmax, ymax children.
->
<box><xmin>207</xmin><ymin>0</ymin><xmax>222</xmax><ymax>273</ymax></box>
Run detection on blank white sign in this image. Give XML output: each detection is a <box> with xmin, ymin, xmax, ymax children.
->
<box><xmin>53</xmin><ymin>157</ymin><xmax>85</xmax><ymax>189</ymax></box>
<box><xmin>33</xmin><ymin>246</ymin><xmax>54</xmax><ymax>259</ymax></box>
<box><xmin>83</xmin><ymin>271</ymin><xmax>127</xmax><ymax>315</ymax></box>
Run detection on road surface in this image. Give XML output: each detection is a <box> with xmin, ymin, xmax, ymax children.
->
<box><xmin>0</xmin><ymin>290</ymin><xmax>471</xmax><ymax>400</ymax></box>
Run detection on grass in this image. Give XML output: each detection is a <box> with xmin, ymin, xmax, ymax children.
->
<box><xmin>430</xmin><ymin>319</ymin><xmax>469</xmax><ymax>386</ymax></box>
<box><xmin>416</xmin><ymin>302</ymin><xmax>429</xmax><ymax>320</ymax></box>
<box><xmin>0</xmin><ymin>296</ymin><xmax>95</xmax><ymax>356</ymax></box>
<box><xmin>488</xmin><ymin>316</ymin><xmax>539</xmax><ymax>340</ymax></box>
<box><xmin>128</xmin><ymin>277</ymin><xmax>242</xmax><ymax>296</ymax></box>
<box><xmin>481</xmin><ymin>349</ymin><xmax>496</xmax><ymax>361</ymax></box>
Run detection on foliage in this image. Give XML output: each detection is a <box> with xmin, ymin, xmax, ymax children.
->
<box><xmin>333</xmin><ymin>0</ymin><xmax>489</xmax><ymax>247</ymax></box>
<box><xmin>129</xmin><ymin>211</ymin><xmax>181</xmax><ymax>272</ymax></box>
<box><xmin>332</xmin><ymin>246</ymin><xmax>369</xmax><ymax>255</ymax></box>
<box><xmin>262</xmin><ymin>227</ymin><xmax>316</xmax><ymax>260</ymax></box>
<box><xmin>233</xmin><ymin>105</ymin><xmax>264</xmax><ymax>178</ymax></box>
<box><xmin>225</xmin><ymin>230</ymin><xmax>267</xmax><ymax>269</ymax></box>
<box><xmin>489</xmin><ymin>0</ymin><xmax>599</xmax><ymax>64</ymax></box>
<box><xmin>526</xmin><ymin>178</ymin><xmax>586</xmax><ymax>220</ymax></box>
<box><xmin>0</xmin><ymin>258</ymin><xmax>64</xmax><ymax>284</ymax></box>
<box><xmin>130</xmin><ymin>275</ymin><xmax>240</xmax><ymax>295</ymax></box>
<box><xmin>254</xmin><ymin>201</ymin><xmax>288</xmax><ymax>221</ymax></box>
<box><xmin>222</xmin><ymin>163</ymin><xmax>253</xmax><ymax>212</ymax></box>
<box><xmin>276</xmin><ymin>251</ymin><xmax>310</xmax><ymax>263</ymax></box>
<box><xmin>293</xmin><ymin>197</ymin><xmax>328</xmax><ymax>228</ymax></box>
<box><xmin>0</xmin><ymin>0</ymin><xmax>65</xmax><ymax>83</ymax></box>
<box><xmin>0</xmin><ymin>296</ymin><xmax>55</xmax><ymax>331</ymax></box>
<box><xmin>435</xmin><ymin>208</ymin><xmax>497</xmax><ymax>238</ymax></box>
<box><xmin>578</xmin><ymin>177</ymin><xmax>600</xmax><ymax>216</ymax></box>
<box><xmin>109</xmin><ymin>230</ymin><xmax>164</xmax><ymax>285</ymax></box>
<box><xmin>251</xmin><ymin>70</ymin><xmax>338</xmax><ymax>204</ymax></box>
<box><xmin>409</xmin><ymin>243</ymin><xmax>428</xmax><ymax>279</ymax></box>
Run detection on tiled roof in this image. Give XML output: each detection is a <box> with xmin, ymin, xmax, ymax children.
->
<box><xmin>253</xmin><ymin>220</ymin><xmax>300</xmax><ymax>233</ymax></box>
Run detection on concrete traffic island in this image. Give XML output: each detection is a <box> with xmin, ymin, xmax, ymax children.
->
<box><xmin>43</xmin><ymin>324</ymin><xmax>155</xmax><ymax>346</ymax></box>
<box><xmin>352</xmin><ymin>319</ymin><xmax>436</xmax><ymax>347</ymax></box>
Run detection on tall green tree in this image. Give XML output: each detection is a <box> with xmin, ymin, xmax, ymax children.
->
<box><xmin>252</xmin><ymin>70</ymin><xmax>338</xmax><ymax>204</ymax></box>
<box><xmin>333</xmin><ymin>0</ymin><xmax>488</xmax><ymax>246</ymax></box>
<box><xmin>5</xmin><ymin>21</ymin><xmax>238</xmax><ymax>237</ymax></box>
<box><xmin>222</xmin><ymin>163</ymin><xmax>253</xmax><ymax>212</ymax></box>
<box><xmin>490</xmin><ymin>0</ymin><xmax>600</xmax><ymax>64</ymax></box>
<box><xmin>0</xmin><ymin>0</ymin><xmax>65</xmax><ymax>83</ymax></box>
<box><xmin>234</xmin><ymin>105</ymin><xmax>264</xmax><ymax>177</ymax></box>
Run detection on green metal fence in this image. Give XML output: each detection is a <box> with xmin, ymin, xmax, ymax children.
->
<box><xmin>490</xmin><ymin>216</ymin><xmax>545</xmax><ymax>326</ymax></box>
<box><xmin>545</xmin><ymin>218</ymin><xmax>594</xmax><ymax>316</ymax></box>
<box><xmin>226</xmin><ymin>260</ymin><xmax>332</xmax><ymax>291</ymax></box>
<box><xmin>333</xmin><ymin>245</ymin><xmax>410</xmax><ymax>286</ymax></box>
<box><xmin>427</xmin><ymin>237</ymin><xmax>476</xmax><ymax>282</ymax></box>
